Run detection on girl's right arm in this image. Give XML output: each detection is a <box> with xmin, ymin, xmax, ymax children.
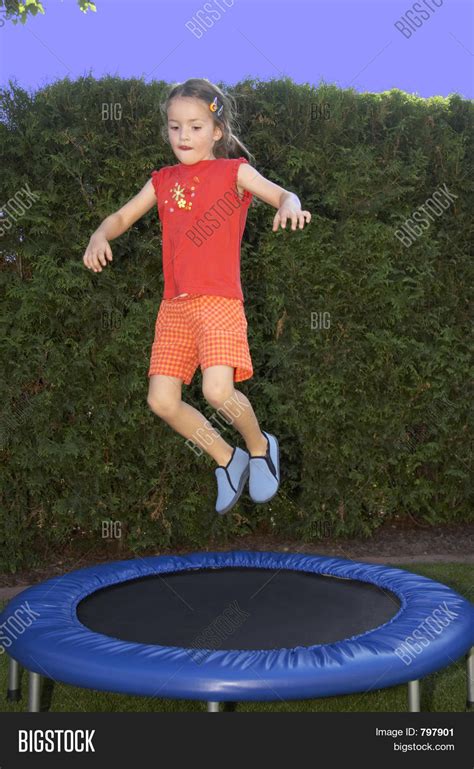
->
<box><xmin>83</xmin><ymin>177</ymin><xmax>157</xmax><ymax>273</ymax></box>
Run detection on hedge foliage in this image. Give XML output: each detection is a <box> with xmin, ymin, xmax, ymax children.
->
<box><xmin>1</xmin><ymin>75</ymin><xmax>472</xmax><ymax>571</ymax></box>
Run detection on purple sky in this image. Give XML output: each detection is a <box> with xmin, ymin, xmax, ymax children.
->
<box><xmin>0</xmin><ymin>0</ymin><xmax>472</xmax><ymax>98</ymax></box>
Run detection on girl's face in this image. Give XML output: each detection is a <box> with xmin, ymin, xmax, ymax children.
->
<box><xmin>167</xmin><ymin>96</ymin><xmax>223</xmax><ymax>164</ymax></box>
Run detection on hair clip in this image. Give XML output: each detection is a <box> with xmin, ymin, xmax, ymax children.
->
<box><xmin>209</xmin><ymin>96</ymin><xmax>224</xmax><ymax>117</ymax></box>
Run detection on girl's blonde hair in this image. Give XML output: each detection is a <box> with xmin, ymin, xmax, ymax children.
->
<box><xmin>160</xmin><ymin>78</ymin><xmax>255</xmax><ymax>164</ymax></box>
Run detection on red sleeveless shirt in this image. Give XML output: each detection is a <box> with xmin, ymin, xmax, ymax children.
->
<box><xmin>150</xmin><ymin>157</ymin><xmax>253</xmax><ymax>302</ymax></box>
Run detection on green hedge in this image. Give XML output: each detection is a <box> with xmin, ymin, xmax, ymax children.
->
<box><xmin>1</xmin><ymin>75</ymin><xmax>472</xmax><ymax>572</ymax></box>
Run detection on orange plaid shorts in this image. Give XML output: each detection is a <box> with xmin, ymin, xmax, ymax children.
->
<box><xmin>147</xmin><ymin>294</ymin><xmax>253</xmax><ymax>385</ymax></box>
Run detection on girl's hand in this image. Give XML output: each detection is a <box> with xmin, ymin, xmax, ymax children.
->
<box><xmin>83</xmin><ymin>234</ymin><xmax>113</xmax><ymax>273</ymax></box>
<box><xmin>272</xmin><ymin>204</ymin><xmax>311</xmax><ymax>231</ymax></box>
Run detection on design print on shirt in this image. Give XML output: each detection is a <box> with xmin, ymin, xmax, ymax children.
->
<box><xmin>166</xmin><ymin>175</ymin><xmax>200</xmax><ymax>213</ymax></box>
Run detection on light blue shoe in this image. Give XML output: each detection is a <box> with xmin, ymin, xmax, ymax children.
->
<box><xmin>248</xmin><ymin>431</ymin><xmax>280</xmax><ymax>503</ymax></box>
<box><xmin>215</xmin><ymin>446</ymin><xmax>250</xmax><ymax>515</ymax></box>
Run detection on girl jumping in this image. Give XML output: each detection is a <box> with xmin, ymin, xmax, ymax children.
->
<box><xmin>83</xmin><ymin>78</ymin><xmax>311</xmax><ymax>515</ymax></box>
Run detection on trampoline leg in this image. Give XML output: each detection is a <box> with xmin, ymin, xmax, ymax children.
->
<box><xmin>408</xmin><ymin>680</ymin><xmax>420</xmax><ymax>712</ymax></box>
<box><xmin>7</xmin><ymin>657</ymin><xmax>21</xmax><ymax>702</ymax></box>
<box><xmin>207</xmin><ymin>701</ymin><xmax>220</xmax><ymax>712</ymax></box>
<box><xmin>467</xmin><ymin>646</ymin><xmax>474</xmax><ymax>710</ymax></box>
<box><xmin>28</xmin><ymin>672</ymin><xmax>42</xmax><ymax>713</ymax></box>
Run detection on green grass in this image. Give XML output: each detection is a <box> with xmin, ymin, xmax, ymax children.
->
<box><xmin>1</xmin><ymin>562</ymin><xmax>472</xmax><ymax>712</ymax></box>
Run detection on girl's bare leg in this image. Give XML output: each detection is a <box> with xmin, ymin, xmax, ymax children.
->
<box><xmin>147</xmin><ymin>374</ymin><xmax>235</xmax><ymax>466</ymax></box>
<box><xmin>201</xmin><ymin>366</ymin><xmax>268</xmax><ymax>457</ymax></box>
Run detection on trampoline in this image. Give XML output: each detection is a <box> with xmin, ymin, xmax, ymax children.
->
<box><xmin>1</xmin><ymin>550</ymin><xmax>473</xmax><ymax>712</ymax></box>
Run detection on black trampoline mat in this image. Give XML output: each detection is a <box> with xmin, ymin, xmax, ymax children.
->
<box><xmin>76</xmin><ymin>567</ymin><xmax>401</xmax><ymax>650</ymax></box>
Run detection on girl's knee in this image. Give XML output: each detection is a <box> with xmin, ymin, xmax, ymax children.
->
<box><xmin>147</xmin><ymin>374</ymin><xmax>183</xmax><ymax>417</ymax></box>
<box><xmin>147</xmin><ymin>390</ymin><xmax>182</xmax><ymax>418</ymax></box>
<box><xmin>202</xmin><ymin>381</ymin><xmax>236</xmax><ymax>408</ymax></box>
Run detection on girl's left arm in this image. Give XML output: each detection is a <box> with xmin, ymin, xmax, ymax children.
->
<box><xmin>237</xmin><ymin>162</ymin><xmax>311</xmax><ymax>231</ymax></box>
